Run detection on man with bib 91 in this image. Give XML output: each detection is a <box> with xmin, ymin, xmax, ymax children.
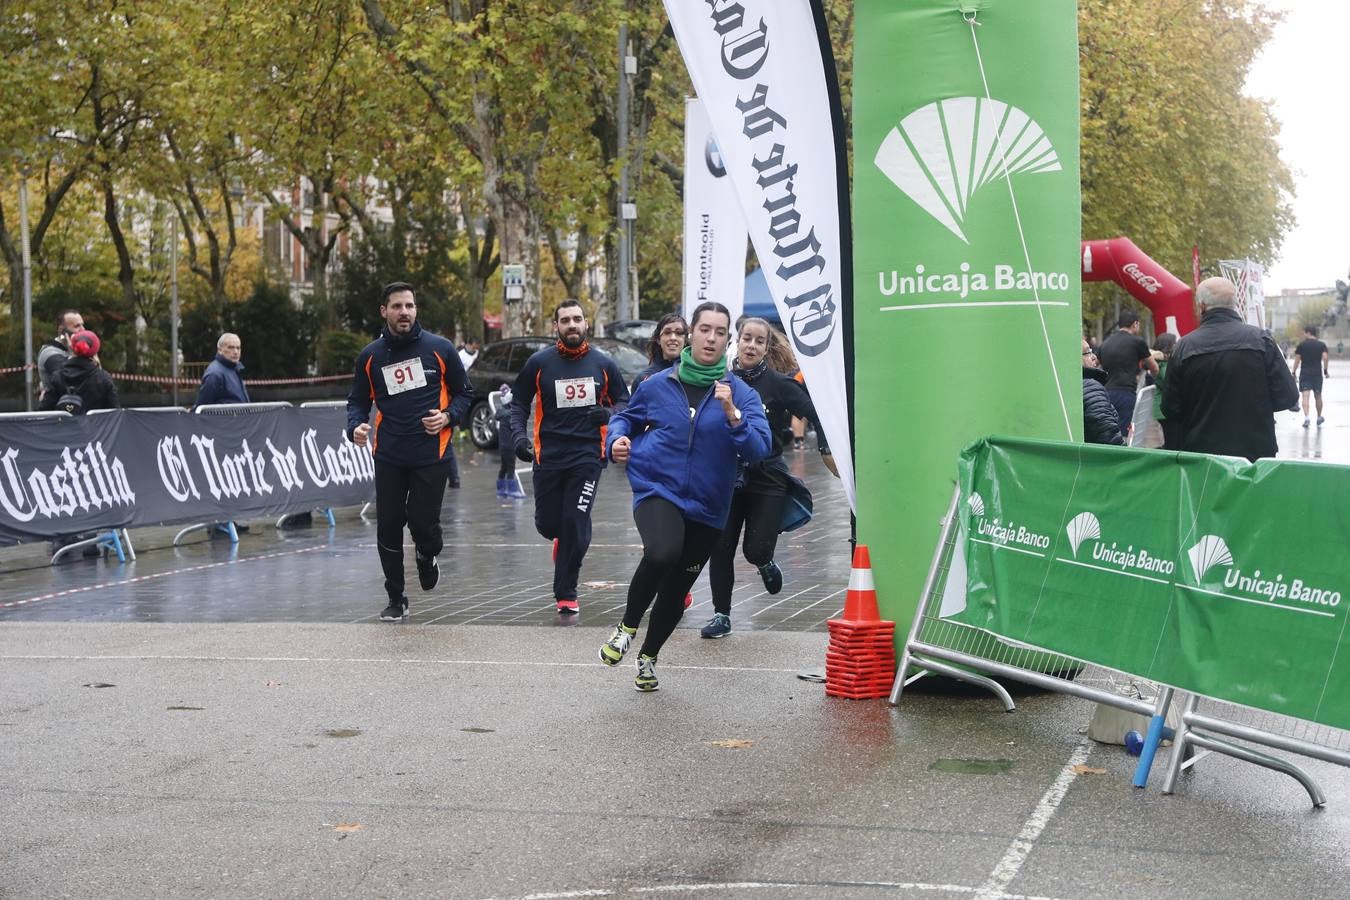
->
<box><xmin>510</xmin><ymin>299</ymin><xmax>629</xmax><ymax>614</ymax></box>
<box><xmin>348</xmin><ymin>282</ymin><xmax>473</xmax><ymax>621</ymax></box>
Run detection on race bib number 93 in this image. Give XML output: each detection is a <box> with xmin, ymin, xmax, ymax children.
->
<box><xmin>555</xmin><ymin>377</ymin><xmax>596</xmax><ymax>409</ymax></box>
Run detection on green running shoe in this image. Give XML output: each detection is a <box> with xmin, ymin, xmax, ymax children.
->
<box><xmin>599</xmin><ymin>624</ymin><xmax>636</xmax><ymax>666</ymax></box>
<box><xmin>634</xmin><ymin>654</ymin><xmax>659</xmax><ymax>692</ymax></box>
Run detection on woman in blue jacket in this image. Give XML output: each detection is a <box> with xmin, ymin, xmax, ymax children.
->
<box><xmin>600</xmin><ymin>301</ymin><xmax>772</xmax><ymax>691</ymax></box>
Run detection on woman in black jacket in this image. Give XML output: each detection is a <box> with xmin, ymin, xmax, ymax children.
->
<box><xmin>700</xmin><ymin>317</ymin><xmax>838</xmax><ymax>639</ymax></box>
<box><xmin>1082</xmin><ymin>340</ymin><xmax>1124</xmax><ymax>446</ymax></box>
<box><xmin>39</xmin><ymin>330</ymin><xmax>118</xmax><ymax>414</ymax></box>
<box><xmin>630</xmin><ymin>313</ymin><xmax>687</xmax><ymax>392</ymax></box>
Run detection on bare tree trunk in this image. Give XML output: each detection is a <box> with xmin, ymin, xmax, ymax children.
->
<box><xmin>100</xmin><ymin>172</ymin><xmax>141</xmax><ymax>372</ymax></box>
<box><xmin>461</xmin><ymin>194</ymin><xmax>498</xmax><ymax>343</ymax></box>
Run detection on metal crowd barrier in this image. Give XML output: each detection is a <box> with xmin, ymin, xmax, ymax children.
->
<box><xmin>291</xmin><ymin>401</ymin><xmax>347</xmax><ymax>528</ymax></box>
<box><xmin>890</xmin><ymin>486</ymin><xmax>1350</xmax><ymax>808</ymax></box>
<box><xmin>302</xmin><ymin>400</ymin><xmax>377</xmax><ymax>520</ymax></box>
<box><xmin>0</xmin><ymin>410</ymin><xmax>138</xmax><ymax>565</ymax></box>
<box><xmin>173</xmin><ymin>402</ymin><xmax>296</xmax><ymax>545</ymax></box>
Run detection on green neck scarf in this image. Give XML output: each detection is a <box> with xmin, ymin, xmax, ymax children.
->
<box><xmin>677</xmin><ymin>345</ymin><xmax>726</xmax><ymax>387</ymax></box>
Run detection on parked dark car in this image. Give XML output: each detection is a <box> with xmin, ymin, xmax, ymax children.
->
<box><xmin>602</xmin><ymin>319</ymin><xmax>657</xmax><ymax>351</ymax></box>
<box><xmin>465</xmin><ymin>336</ymin><xmax>649</xmax><ymax>449</ymax></box>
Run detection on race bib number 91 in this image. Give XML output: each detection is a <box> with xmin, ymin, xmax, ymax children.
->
<box><xmin>555</xmin><ymin>377</ymin><xmax>596</xmax><ymax>409</ymax></box>
<box><xmin>382</xmin><ymin>360</ymin><xmax>428</xmax><ymax>396</ymax></box>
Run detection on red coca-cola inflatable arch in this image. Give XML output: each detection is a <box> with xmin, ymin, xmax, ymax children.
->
<box><xmin>1081</xmin><ymin>237</ymin><xmax>1197</xmax><ymax>336</ymax></box>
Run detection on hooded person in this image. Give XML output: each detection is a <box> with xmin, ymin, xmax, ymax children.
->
<box><xmin>40</xmin><ymin>330</ymin><xmax>118</xmax><ymax>414</ymax></box>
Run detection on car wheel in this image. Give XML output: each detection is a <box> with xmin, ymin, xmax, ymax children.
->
<box><xmin>470</xmin><ymin>400</ymin><xmax>498</xmax><ymax>450</ymax></box>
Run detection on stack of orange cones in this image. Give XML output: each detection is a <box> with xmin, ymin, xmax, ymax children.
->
<box><xmin>825</xmin><ymin>545</ymin><xmax>896</xmax><ymax>699</ymax></box>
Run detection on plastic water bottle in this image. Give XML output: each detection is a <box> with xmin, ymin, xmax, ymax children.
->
<box><xmin>1124</xmin><ymin>730</ymin><xmax>1145</xmax><ymax>756</ymax></box>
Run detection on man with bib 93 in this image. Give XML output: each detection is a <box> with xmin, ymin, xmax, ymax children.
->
<box><xmin>348</xmin><ymin>282</ymin><xmax>473</xmax><ymax>621</ymax></box>
<box><xmin>510</xmin><ymin>299</ymin><xmax>630</xmax><ymax>614</ymax></box>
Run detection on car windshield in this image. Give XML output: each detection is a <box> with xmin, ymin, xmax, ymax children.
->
<box><xmin>593</xmin><ymin>340</ymin><xmax>648</xmax><ymax>381</ymax></box>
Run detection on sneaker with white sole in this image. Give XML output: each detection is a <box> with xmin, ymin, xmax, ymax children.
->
<box><xmin>700</xmin><ymin>613</ymin><xmax>731</xmax><ymax>639</ymax></box>
<box><xmin>380</xmin><ymin>597</ymin><xmax>408</xmax><ymax>622</ymax></box>
<box><xmin>634</xmin><ymin>654</ymin><xmax>659</xmax><ymax>692</ymax></box>
<box><xmin>556</xmin><ymin>598</ymin><xmax>579</xmax><ymax>614</ymax></box>
<box><xmin>599</xmin><ymin>624</ymin><xmax>635</xmax><ymax>665</ymax></box>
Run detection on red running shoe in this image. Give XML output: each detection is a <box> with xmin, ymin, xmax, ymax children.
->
<box><xmin>556</xmin><ymin>598</ymin><xmax>579</xmax><ymax>614</ymax></box>
<box><xmin>683</xmin><ymin>593</ymin><xmax>693</xmax><ymax>609</ymax></box>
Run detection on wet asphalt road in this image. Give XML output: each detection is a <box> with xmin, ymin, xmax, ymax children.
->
<box><xmin>3</xmin><ymin>365</ymin><xmax>1350</xmax><ymax>898</ymax></box>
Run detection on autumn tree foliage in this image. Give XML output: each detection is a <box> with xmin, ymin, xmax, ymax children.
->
<box><xmin>0</xmin><ymin>0</ymin><xmax>1294</xmax><ymax>377</ymax></box>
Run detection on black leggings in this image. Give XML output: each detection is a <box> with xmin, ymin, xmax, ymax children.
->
<box><xmin>497</xmin><ymin>439</ymin><xmax>515</xmax><ymax>479</ymax></box>
<box><xmin>374</xmin><ymin>458</ymin><xmax>452</xmax><ymax>601</ymax></box>
<box><xmin>623</xmin><ymin>498</ymin><xmax>721</xmax><ymax>658</ymax></box>
<box><xmin>708</xmin><ymin>489</ymin><xmax>787</xmax><ymax>615</ymax></box>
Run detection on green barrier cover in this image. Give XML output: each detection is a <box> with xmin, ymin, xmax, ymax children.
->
<box><xmin>953</xmin><ymin>437</ymin><xmax>1350</xmax><ymax>729</ymax></box>
<box><xmin>853</xmin><ymin>0</ymin><xmax>1082</xmax><ymax>632</ymax></box>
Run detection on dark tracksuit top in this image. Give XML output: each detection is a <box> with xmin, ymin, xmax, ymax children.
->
<box><xmin>346</xmin><ymin>323</ymin><xmax>473</xmax><ymax>468</ymax></box>
<box><xmin>509</xmin><ymin>344</ymin><xmax>631</xmax><ymax>469</ymax></box>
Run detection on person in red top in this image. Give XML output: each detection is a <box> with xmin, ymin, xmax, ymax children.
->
<box><xmin>347</xmin><ymin>282</ymin><xmax>472</xmax><ymax>622</ymax></box>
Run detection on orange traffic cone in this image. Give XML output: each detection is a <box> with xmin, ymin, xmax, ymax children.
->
<box><xmin>825</xmin><ymin>544</ymin><xmax>897</xmax><ymax>700</ymax></box>
<box><xmin>841</xmin><ymin>544</ymin><xmax>880</xmax><ymax>622</ymax></box>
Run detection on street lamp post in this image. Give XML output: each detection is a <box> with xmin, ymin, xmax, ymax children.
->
<box><xmin>170</xmin><ymin>212</ymin><xmax>180</xmax><ymax>407</ymax></box>
<box><xmin>18</xmin><ymin>171</ymin><xmax>33</xmax><ymax>411</ymax></box>
<box><xmin>616</xmin><ymin>24</ymin><xmax>633</xmax><ymax>322</ymax></box>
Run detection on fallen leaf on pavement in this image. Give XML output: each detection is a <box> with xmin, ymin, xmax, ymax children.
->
<box><xmin>1072</xmin><ymin>765</ymin><xmax>1107</xmax><ymax>775</ymax></box>
<box><xmin>710</xmin><ymin>739</ymin><xmax>755</xmax><ymax>749</ymax></box>
<box><xmin>328</xmin><ymin>823</ymin><xmax>363</xmax><ymax>833</ymax></box>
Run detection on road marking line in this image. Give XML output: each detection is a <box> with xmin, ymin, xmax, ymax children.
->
<box><xmin>0</xmin><ymin>546</ymin><xmax>327</xmax><ymax>610</ymax></box>
<box><xmin>0</xmin><ymin>654</ymin><xmax>807</xmax><ymax>674</ymax></box>
<box><xmin>482</xmin><ymin>880</ymin><xmax>1068</xmax><ymax>900</ymax></box>
<box><xmin>974</xmin><ymin>737</ymin><xmax>1093</xmax><ymax>900</ymax></box>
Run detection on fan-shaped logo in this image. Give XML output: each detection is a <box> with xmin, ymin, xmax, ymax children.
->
<box><xmin>1065</xmin><ymin>511</ymin><xmax>1101</xmax><ymax>557</ymax></box>
<box><xmin>1187</xmin><ymin>535</ymin><xmax>1234</xmax><ymax>582</ymax></box>
<box><xmin>873</xmin><ymin>96</ymin><xmax>1062</xmax><ymax>244</ymax></box>
<box><xmin>967</xmin><ymin>491</ymin><xmax>986</xmax><ymax>517</ymax></box>
<box><xmin>705</xmin><ymin>137</ymin><xmax>727</xmax><ymax>178</ymax></box>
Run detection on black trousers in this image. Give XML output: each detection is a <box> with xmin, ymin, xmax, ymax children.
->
<box><xmin>623</xmin><ymin>497</ymin><xmax>722</xmax><ymax>658</ymax></box>
<box><xmin>708</xmin><ymin>488</ymin><xmax>787</xmax><ymax>615</ymax></box>
<box><xmin>375</xmin><ymin>458</ymin><xmax>452</xmax><ymax>601</ymax></box>
<box><xmin>532</xmin><ymin>461</ymin><xmax>603</xmax><ymax>601</ymax></box>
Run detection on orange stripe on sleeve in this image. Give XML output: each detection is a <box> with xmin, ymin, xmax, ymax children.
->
<box><xmin>435</xmin><ymin>352</ymin><xmax>451</xmax><ymax>458</ymax></box>
<box><xmin>533</xmin><ymin>371</ymin><xmax>544</xmax><ymax>463</ymax></box>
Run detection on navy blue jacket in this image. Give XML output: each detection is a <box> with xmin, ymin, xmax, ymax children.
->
<box><xmin>606</xmin><ymin>367</ymin><xmax>771</xmax><ymax>528</ymax></box>
<box><xmin>510</xmin><ymin>343</ymin><xmax>630</xmax><ymax>469</ymax></box>
<box><xmin>631</xmin><ymin>358</ymin><xmax>674</xmax><ymax>393</ymax></box>
<box><xmin>196</xmin><ymin>355</ymin><xmax>250</xmax><ymax>406</ymax></box>
<box><xmin>347</xmin><ymin>323</ymin><xmax>473</xmax><ymax>468</ymax></box>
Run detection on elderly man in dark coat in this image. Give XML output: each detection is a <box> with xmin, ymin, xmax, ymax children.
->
<box><xmin>1161</xmin><ymin>277</ymin><xmax>1298</xmax><ymax>461</ymax></box>
<box><xmin>196</xmin><ymin>332</ymin><xmax>250</xmax><ymax>406</ymax></box>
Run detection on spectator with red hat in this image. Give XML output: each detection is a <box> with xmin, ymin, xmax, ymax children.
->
<box><xmin>39</xmin><ymin>330</ymin><xmax>118</xmax><ymax>414</ymax></box>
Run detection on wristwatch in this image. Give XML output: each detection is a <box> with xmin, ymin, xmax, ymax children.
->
<box><xmin>729</xmin><ymin>407</ymin><xmax>743</xmax><ymax>425</ymax></box>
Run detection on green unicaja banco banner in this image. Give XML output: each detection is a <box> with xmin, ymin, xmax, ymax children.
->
<box><xmin>955</xmin><ymin>438</ymin><xmax>1350</xmax><ymax>729</ymax></box>
<box><xmin>853</xmin><ymin>0</ymin><xmax>1082</xmax><ymax>635</ymax></box>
